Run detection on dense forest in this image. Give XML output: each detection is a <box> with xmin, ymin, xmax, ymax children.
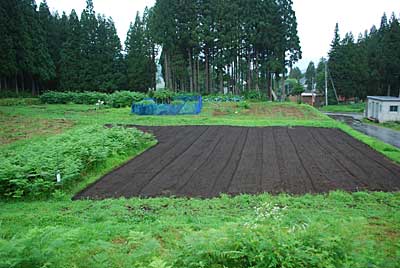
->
<box><xmin>0</xmin><ymin>0</ymin><xmax>155</xmax><ymax>95</ymax></box>
<box><xmin>151</xmin><ymin>0</ymin><xmax>301</xmax><ymax>98</ymax></box>
<box><xmin>328</xmin><ymin>13</ymin><xmax>400</xmax><ymax>99</ymax></box>
<box><xmin>0</xmin><ymin>0</ymin><xmax>301</xmax><ymax>98</ymax></box>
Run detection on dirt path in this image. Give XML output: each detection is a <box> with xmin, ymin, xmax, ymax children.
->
<box><xmin>74</xmin><ymin>126</ymin><xmax>400</xmax><ymax>200</ymax></box>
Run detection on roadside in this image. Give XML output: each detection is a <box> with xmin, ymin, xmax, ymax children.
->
<box><xmin>326</xmin><ymin>112</ymin><xmax>400</xmax><ymax>148</ymax></box>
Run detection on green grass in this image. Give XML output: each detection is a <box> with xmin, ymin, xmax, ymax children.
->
<box><xmin>0</xmin><ymin>102</ymin><xmax>399</xmax><ymax>267</ymax></box>
<box><xmin>1</xmin><ymin>192</ymin><xmax>399</xmax><ymax>267</ymax></box>
<box><xmin>320</xmin><ymin>103</ymin><xmax>366</xmax><ymax>113</ymax></box>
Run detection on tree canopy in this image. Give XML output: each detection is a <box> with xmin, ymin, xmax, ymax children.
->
<box><xmin>328</xmin><ymin>13</ymin><xmax>400</xmax><ymax>98</ymax></box>
<box><xmin>0</xmin><ymin>0</ymin><xmax>301</xmax><ymax>96</ymax></box>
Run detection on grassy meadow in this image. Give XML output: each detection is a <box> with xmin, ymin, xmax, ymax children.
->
<box><xmin>0</xmin><ymin>101</ymin><xmax>399</xmax><ymax>267</ymax></box>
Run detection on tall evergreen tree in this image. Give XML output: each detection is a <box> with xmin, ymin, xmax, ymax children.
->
<box><xmin>80</xmin><ymin>0</ymin><xmax>98</xmax><ymax>91</ymax></box>
<box><xmin>125</xmin><ymin>12</ymin><xmax>153</xmax><ymax>92</ymax></box>
<box><xmin>305</xmin><ymin>61</ymin><xmax>316</xmax><ymax>91</ymax></box>
<box><xmin>60</xmin><ymin>10</ymin><xmax>82</xmax><ymax>91</ymax></box>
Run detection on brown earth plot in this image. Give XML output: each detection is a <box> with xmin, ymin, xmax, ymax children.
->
<box><xmin>74</xmin><ymin>126</ymin><xmax>400</xmax><ymax>200</ymax></box>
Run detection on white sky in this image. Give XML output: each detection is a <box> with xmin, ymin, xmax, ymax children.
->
<box><xmin>47</xmin><ymin>0</ymin><xmax>399</xmax><ymax>70</ymax></box>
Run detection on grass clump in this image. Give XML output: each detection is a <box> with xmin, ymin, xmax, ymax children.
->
<box><xmin>0</xmin><ymin>126</ymin><xmax>155</xmax><ymax>198</ymax></box>
<box><xmin>320</xmin><ymin>103</ymin><xmax>365</xmax><ymax>113</ymax></box>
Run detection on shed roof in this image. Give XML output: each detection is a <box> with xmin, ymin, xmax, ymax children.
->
<box><xmin>367</xmin><ymin>96</ymin><xmax>400</xmax><ymax>102</ymax></box>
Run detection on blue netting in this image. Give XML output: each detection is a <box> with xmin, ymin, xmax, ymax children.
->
<box><xmin>132</xmin><ymin>96</ymin><xmax>203</xmax><ymax>115</ymax></box>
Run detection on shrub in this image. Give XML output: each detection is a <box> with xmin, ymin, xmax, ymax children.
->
<box><xmin>236</xmin><ymin>101</ymin><xmax>250</xmax><ymax>109</ymax></box>
<box><xmin>0</xmin><ymin>126</ymin><xmax>155</xmax><ymax>198</ymax></box>
<box><xmin>150</xmin><ymin>89</ymin><xmax>175</xmax><ymax>104</ymax></box>
<box><xmin>40</xmin><ymin>91</ymin><xmax>108</xmax><ymax>105</ymax></box>
<box><xmin>243</xmin><ymin>90</ymin><xmax>263</xmax><ymax>100</ymax></box>
<box><xmin>108</xmin><ymin>91</ymin><xmax>146</xmax><ymax>108</ymax></box>
<box><xmin>71</xmin><ymin>92</ymin><xmax>108</xmax><ymax>105</ymax></box>
<box><xmin>203</xmin><ymin>93</ymin><xmax>244</xmax><ymax>103</ymax></box>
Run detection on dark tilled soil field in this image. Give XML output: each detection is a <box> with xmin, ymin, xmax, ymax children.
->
<box><xmin>74</xmin><ymin>126</ymin><xmax>400</xmax><ymax>199</ymax></box>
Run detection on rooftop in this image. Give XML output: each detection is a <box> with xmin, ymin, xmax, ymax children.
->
<box><xmin>367</xmin><ymin>96</ymin><xmax>400</xmax><ymax>102</ymax></box>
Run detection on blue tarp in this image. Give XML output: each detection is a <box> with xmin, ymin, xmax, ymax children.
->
<box><xmin>132</xmin><ymin>96</ymin><xmax>202</xmax><ymax>116</ymax></box>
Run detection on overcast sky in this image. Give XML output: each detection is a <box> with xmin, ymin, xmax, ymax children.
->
<box><xmin>47</xmin><ymin>0</ymin><xmax>399</xmax><ymax>70</ymax></box>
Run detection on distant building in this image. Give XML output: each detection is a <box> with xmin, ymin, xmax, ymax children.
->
<box><xmin>366</xmin><ymin>96</ymin><xmax>400</xmax><ymax>122</ymax></box>
<box><xmin>301</xmin><ymin>92</ymin><xmax>324</xmax><ymax>107</ymax></box>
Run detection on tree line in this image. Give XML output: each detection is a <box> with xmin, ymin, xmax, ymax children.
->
<box><xmin>151</xmin><ymin>0</ymin><xmax>301</xmax><ymax>98</ymax></box>
<box><xmin>0</xmin><ymin>0</ymin><xmax>301</xmax><ymax>97</ymax></box>
<box><xmin>328</xmin><ymin>13</ymin><xmax>400</xmax><ymax>99</ymax></box>
<box><xmin>0</xmin><ymin>0</ymin><xmax>156</xmax><ymax>95</ymax></box>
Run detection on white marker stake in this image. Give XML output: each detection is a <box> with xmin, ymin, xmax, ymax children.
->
<box><xmin>56</xmin><ymin>170</ymin><xmax>61</xmax><ymax>184</ymax></box>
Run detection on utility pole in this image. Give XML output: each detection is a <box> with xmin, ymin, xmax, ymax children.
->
<box><xmin>325</xmin><ymin>60</ymin><xmax>328</xmax><ymax>106</ymax></box>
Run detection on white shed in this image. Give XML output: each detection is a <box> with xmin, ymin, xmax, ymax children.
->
<box><xmin>366</xmin><ymin>96</ymin><xmax>400</xmax><ymax>122</ymax></box>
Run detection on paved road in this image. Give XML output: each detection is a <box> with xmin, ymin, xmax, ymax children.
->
<box><xmin>326</xmin><ymin>112</ymin><xmax>400</xmax><ymax>148</ymax></box>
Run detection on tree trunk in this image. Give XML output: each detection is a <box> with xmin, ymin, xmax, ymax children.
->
<box><xmin>164</xmin><ymin>52</ymin><xmax>169</xmax><ymax>88</ymax></box>
<box><xmin>31</xmin><ymin>76</ymin><xmax>36</xmax><ymax>96</ymax></box>
<box><xmin>196</xmin><ymin>58</ymin><xmax>200</xmax><ymax>93</ymax></box>
<box><xmin>205</xmin><ymin>49</ymin><xmax>210</xmax><ymax>94</ymax></box>
<box><xmin>15</xmin><ymin>72</ymin><xmax>19</xmax><ymax>95</ymax></box>
<box><xmin>188</xmin><ymin>49</ymin><xmax>194</xmax><ymax>93</ymax></box>
<box><xmin>193</xmin><ymin>56</ymin><xmax>197</xmax><ymax>92</ymax></box>
<box><xmin>21</xmin><ymin>73</ymin><xmax>25</xmax><ymax>91</ymax></box>
<box><xmin>247</xmin><ymin>49</ymin><xmax>252</xmax><ymax>90</ymax></box>
<box><xmin>387</xmin><ymin>84</ymin><xmax>391</xmax><ymax>96</ymax></box>
<box><xmin>254</xmin><ymin>51</ymin><xmax>259</xmax><ymax>91</ymax></box>
<box><xmin>152</xmin><ymin>45</ymin><xmax>157</xmax><ymax>90</ymax></box>
<box><xmin>281</xmin><ymin>71</ymin><xmax>286</xmax><ymax>101</ymax></box>
<box><xmin>219</xmin><ymin>71</ymin><xmax>223</xmax><ymax>93</ymax></box>
<box><xmin>266</xmin><ymin>67</ymin><xmax>270</xmax><ymax>100</ymax></box>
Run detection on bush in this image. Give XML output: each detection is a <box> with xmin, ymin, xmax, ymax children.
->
<box><xmin>108</xmin><ymin>91</ymin><xmax>146</xmax><ymax>108</ymax></box>
<box><xmin>0</xmin><ymin>98</ymin><xmax>41</xmax><ymax>106</ymax></box>
<box><xmin>0</xmin><ymin>126</ymin><xmax>155</xmax><ymax>198</ymax></box>
<box><xmin>71</xmin><ymin>92</ymin><xmax>108</xmax><ymax>105</ymax></box>
<box><xmin>203</xmin><ymin>93</ymin><xmax>244</xmax><ymax>103</ymax></box>
<box><xmin>236</xmin><ymin>101</ymin><xmax>250</xmax><ymax>109</ymax></box>
<box><xmin>150</xmin><ymin>89</ymin><xmax>175</xmax><ymax>104</ymax></box>
<box><xmin>243</xmin><ymin>90</ymin><xmax>263</xmax><ymax>100</ymax></box>
<box><xmin>39</xmin><ymin>91</ymin><xmax>146</xmax><ymax>107</ymax></box>
<box><xmin>40</xmin><ymin>91</ymin><xmax>108</xmax><ymax>105</ymax></box>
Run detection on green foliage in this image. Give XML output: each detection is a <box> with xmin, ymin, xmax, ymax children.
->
<box><xmin>0</xmin><ymin>103</ymin><xmax>399</xmax><ymax>267</ymax></box>
<box><xmin>107</xmin><ymin>91</ymin><xmax>146</xmax><ymax>108</ymax></box>
<box><xmin>125</xmin><ymin>11</ymin><xmax>156</xmax><ymax>92</ymax></box>
<box><xmin>0</xmin><ymin>126</ymin><xmax>154</xmax><ymax>198</ymax></box>
<box><xmin>236</xmin><ymin>101</ymin><xmax>250</xmax><ymax>109</ymax></box>
<box><xmin>292</xmin><ymin>82</ymin><xmax>305</xmax><ymax>96</ymax></box>
<box><xmin>39</xmin><ymin>91</ymin><xmax>146</xmax><ymax>107</ymax></box>
<box><xmin>40</xmin><ymin>91</ymin><xmax>108</xmax><ymax>104</ymax></box>
<box><xmin>328</xmin><ymin>15</ymin><xmax>400</xmax><ymax>98</ymax></box>
<box><xmin>150</xmin><ymin>89</ymin><xmax>175</xmax><ymax>104</ymax></box>
<box><xmin>0</xmin><ymin>192</ymin><xmax>399</xmax><ymax>267</ymax></box>
<box><xmin>289</xmin><ymin>67</ymin><xmax>303</xmax><ymax>82</ymax></box>
<box><xmin>305</xmin><ymin>61</ymin><xmax>316</xmax><ymax>91</ymax></box>
<box><xmin>243</xmin><ymin>90</ymin><xmax>264</xmax><ymax>101</ymax></box>
<box><xmin>203</xmin><ymin>94</ymin><xmax>245</xmax><ymax>103</ymax></box>
<box><xmin>0</xmin><ymin>98</ymin><xmax>41</xmax><ymax>106</ymax></box>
